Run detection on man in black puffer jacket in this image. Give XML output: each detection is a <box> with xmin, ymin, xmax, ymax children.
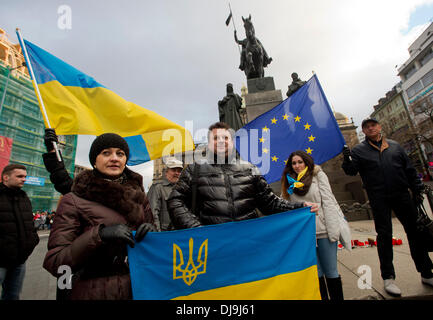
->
<box><xmin>0</xmin><ymin>164</ymin><xmax>39</xmax><ymax>300</ymax></box>
<box><xmin>168</xmin><ymin>122</ymin><xmax>318</xmax><ymax>229</ymax></box>
<box><xmin>342</xmin><ymin>117</ymin><xmax>433</xmax><ymax>296</ymax></box>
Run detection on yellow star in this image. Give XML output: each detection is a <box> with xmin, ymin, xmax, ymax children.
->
<box><xmin>304</xmin><ymin>123</ymin><xmax>311</xmax><ymax>130</ymax></box>
<box><xmin>272</xmin><ymin>155</ymin><xmax>278</xmax><ymax>162</ymax></box>
<box><xmin>282</xmin><ymin>114</ymin><xmax>289</xmax><ymax>120</ymax></box>
<box><xmin>284</xmin><ymin>159</ymin><xmax>288</xmax><ymax>165</ymax></box>
<box><xmin>263</xmin><ymin>148</ymin><xmax>269</xmax><ymax>154</ymax></box>
<box><xmin>306</xmin><ymin>147</ymin><xmax>313</xmax><ymax>154</ymax></box>
<box><xmin>259</xmin><ymin>137</ymin><xmax>265</xmax><ymax>143</ymax></box>
<box><xmin>308</xmin><ymin>135</ymin><xmax>316</xmax><ymax>142</ymax></box>
<box><xmin>294</xmin><ymin>115</ymin><xmax>301</xmax><ymax>122</ymax></box>
<box><xmin>262</xmin><ymin>126</ymin><xmax>269</xmax><ymax>132</ymax></box>
<box><xmin>271</xmin><ymin>117</ymin><xmax>277</xmax><ymax>124</ymax></box>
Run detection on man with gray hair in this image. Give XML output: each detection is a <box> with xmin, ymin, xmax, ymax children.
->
<box><xmin>148</xmin><ymin>157</ymin><xmax>184</xmax><ymax>231</ymax></box>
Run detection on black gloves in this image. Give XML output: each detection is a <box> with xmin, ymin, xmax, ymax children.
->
<box><xmin>342</xmin><ymin>146</ymin><xmax>352</xmax><ymax>162</ymax></box>
<box><xmin>99</xmin><ymin>224</ymin><xmax>135</xmax><ymax>248</ymax></box>
<box><xmin>98</xmin><ymin>223</ymin><xmax>156</xmax><ymax>248</ymax></box>
<box><xmin>135</xmin><ymin>223</ymin><xmax>157</xmax><ymax>242</ymax></box>
<box><xmin>44</xmin><ymin>128</ymin><xmax>58</xmax><ymax>152</ymax></box>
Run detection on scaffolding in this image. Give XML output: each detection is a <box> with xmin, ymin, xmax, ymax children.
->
<box><xmin>0</xmin><ymin>62</ymin><xmax>77</xmax><ymax>211</ymax></box>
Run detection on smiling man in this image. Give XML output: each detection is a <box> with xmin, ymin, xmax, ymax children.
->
<box><xmin>342</xmin><ymin>117</ymin><xmax>433</xmax><ymax>296</ymax></box>
<box><xmin>0</xmin><ymin>164</ymin><xmax>39</xmax><ymax>300</ymax></box>
<box><xmin>168</xmin><ymin>121</ymin><xmax>318</xmax><ymax>230</ymax></box>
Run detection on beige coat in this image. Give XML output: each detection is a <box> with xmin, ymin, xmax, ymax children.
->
<box><xmin>283</xmin><ymin>166</ymin><xmax>341</xmax><ymax>241</ymax></box>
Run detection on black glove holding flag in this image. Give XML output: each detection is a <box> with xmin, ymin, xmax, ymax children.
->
<box><xmin>135</xmin><ymin>223</ymin><xmax>157</xmax><ymax>242</ymax></box>
<box><xmin>44</xmin><ymin>128</ymin><xmax>58</xmax><ymax>153</ymax></box>
<box><xmin>342</xmin><ymin>145</ymin><xmax>352</xmax><ymax>163</ymax></box>
<box><xmin>99</xmin><ymin>224</ymin><xmax>135</xmax><ymax>248</ymax></box>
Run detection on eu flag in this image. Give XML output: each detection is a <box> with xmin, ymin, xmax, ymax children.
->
<box><xmin>235</xmin><ymin>74</ymin><xmax>345</xmax><ymax>183</ymax></box>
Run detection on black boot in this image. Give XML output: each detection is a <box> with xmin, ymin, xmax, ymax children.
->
<box><xmin>318</xmin><ymin>276</ymin><xmax>329</xmax><ymax>300</ymax></box>
<box><xmin>326</xmin><ymin>276</ymin><xmax>344</xmax><ymax>300</ymax></box>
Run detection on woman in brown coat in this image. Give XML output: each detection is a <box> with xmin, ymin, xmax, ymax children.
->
<box><xmin>43</xmin><ymin>133</ymin><xmax>155</xmax><ymax>300</ymax></box>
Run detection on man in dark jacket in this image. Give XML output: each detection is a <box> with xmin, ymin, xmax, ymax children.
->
<box><xmin>168</xmin><ymin>122</ymin><xmax>318</xmax><ymax>229</ymax></box>
<box><xmin>0</xmin><ymin>164</ymin><xmax>39</xmax><ymax>300</ymax></box>
<box><xmin>342</xmin><ymin>117</ymin><xmax>433</xmax><ymax>296</ymax></box>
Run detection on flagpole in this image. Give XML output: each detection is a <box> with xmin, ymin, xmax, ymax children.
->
<box><xmin>228</xmin><ymin>3</ymin><xmax>241</xmax><ymax>55</ymax></box>
<box><xmin>16</xmin><ymin>28</ymin><xmax>62</xmax><ymax>161</ymax></box>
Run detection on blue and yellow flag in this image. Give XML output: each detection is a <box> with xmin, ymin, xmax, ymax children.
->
<box><xmin>127</xmin><ymin>207</ymin><xmax>320</xmax><ymax>300</ymax></box>
<box><xmin>235</xmin><ymin>74</ymin><xmax>345</xmax><ymax>183</ymax></box>
<box><xmin>19</xmin><ymin>38</ymin><xmax>194</xmax><ymax>163</ymax></box>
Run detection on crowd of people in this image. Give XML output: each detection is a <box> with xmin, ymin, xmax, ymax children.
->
<box><xmin>0</xmin><ymin>118</ymin><xmax>432</xmax><ymax>301</ymax></box>
<box><xmin>32</xmin><ymin>211</ymin><xmax>56</xmax><ymax>231</ymax></box>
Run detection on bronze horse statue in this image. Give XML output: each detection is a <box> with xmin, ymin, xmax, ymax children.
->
<box><xmin>235</xmin><ymin>15</ymin><xmax>272</xmax><ymax>79</ymax></box>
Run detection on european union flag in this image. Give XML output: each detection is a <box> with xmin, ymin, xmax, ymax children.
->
<box><xmin>235</xmin><ymin>74</ymin><xmax>345</xmax><ymax>183</ymax></box>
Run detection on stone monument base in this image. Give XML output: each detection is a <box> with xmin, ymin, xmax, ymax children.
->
<box><xmin>245</xmin><ymin>77</ymin><xmax>283</xmax><ymax>123</ymax></box>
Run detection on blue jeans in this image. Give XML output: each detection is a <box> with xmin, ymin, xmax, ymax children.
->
<box><xmin>316</xmin><ymin>238</ymin><xmax>339</xmax><ymax>278</ymax></box>
<box><xmin>0</xmin><ymin>263</ymin><xmax>26</xmax><ymax>300</ymax></box>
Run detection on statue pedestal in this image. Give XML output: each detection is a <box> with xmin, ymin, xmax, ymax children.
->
<box><xmin>244</xmin><ymin>77</ymin><xmax>283</xmax><ymax>195</ymax></box>
<box><xmin>245</xmin><ymin>77</ymin><xmax>283</xmax><ymax>123</ymax></box>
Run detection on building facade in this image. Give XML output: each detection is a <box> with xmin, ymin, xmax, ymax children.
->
<box><xmin>0</xmin><ymin>28</ymin><xmax>77</xmax><ymax>211</ymax></box>
<box><xmin>397</xmin><ymin>22</ymin><xmax>433</xmax><ymax>172</ymax></box>
<box><xmin>370</xmin><ymin>85</ymin><xmax>425</xmax><ymax>172</ymax></box>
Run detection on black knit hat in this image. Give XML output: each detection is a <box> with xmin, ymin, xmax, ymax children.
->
<box><xmin>89</xmin><ymin>133</ymin><xmax>130</xmax><ymax>167</ymax></box>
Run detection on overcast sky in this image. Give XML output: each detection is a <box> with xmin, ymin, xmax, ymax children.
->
<box><xmin>2</xmin><ymin>0</ymin><xmax>433</xmax><ymax>189</ymax></box>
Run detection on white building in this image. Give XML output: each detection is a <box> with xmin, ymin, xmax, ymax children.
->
<box><xmin>397</xmin><ymin>22</ymin><xmax>433</xmax><ymax>163</ymax></box>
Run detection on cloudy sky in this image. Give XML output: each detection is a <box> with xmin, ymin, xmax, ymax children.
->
<box><xmin>2</xmin><ymin>0</ymin><xmax>433</xmax><ymax>189</ymax></box>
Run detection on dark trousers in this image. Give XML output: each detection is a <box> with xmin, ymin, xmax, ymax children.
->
<box><xmin>369</xmin><ymin>191</ymin><xmax>433</xmax><ymax>280</ymax></box>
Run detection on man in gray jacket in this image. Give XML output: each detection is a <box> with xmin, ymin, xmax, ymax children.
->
<box><xmin>147</xmin><ymin>157</ymin><xmax>183</xmax><ymax>231</ymax></box>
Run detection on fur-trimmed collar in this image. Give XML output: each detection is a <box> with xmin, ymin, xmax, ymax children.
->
<box><xmin>71</xmin><ymin>168</ymin><xmax>146</xmax><ymax>226</ymax></box>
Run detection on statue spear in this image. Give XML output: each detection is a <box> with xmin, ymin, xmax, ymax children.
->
<box><xmin>226</xmin><ymin>3</ymin><xmax>241</xmax><ymax>55</ymax></box>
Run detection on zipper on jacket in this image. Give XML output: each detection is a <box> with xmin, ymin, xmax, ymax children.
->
<box><xmin>223</xmin><ymin>166</ymin><xmax>236</xmax><ymax>219</ymax></box>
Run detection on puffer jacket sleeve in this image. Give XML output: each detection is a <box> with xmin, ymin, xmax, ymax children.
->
<box><xmin>316</xmin><ymin>170</ymin><xmax>340</xmax><ymax>242</ymax></box>
<box><xmin>253</xmin><ymin>166</ymin><xmax>304</xmax><ymax>214</ymax></box>
<box><xmin>43</xmin><ymin>193</ymin><xmax>103</xmax><ymax>276</ymax></box>
<box><xmin>167</xmin><ymin>165</ymin><xmax>202</xmax><ymax>229</ymax></box>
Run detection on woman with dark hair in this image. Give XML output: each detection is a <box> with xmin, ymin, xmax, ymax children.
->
<box><xmin>281</xmin><ymin>150</ymin><xmax>344</xmax><ymax>300</ymax></box>
<box><xmin>43</xmin><ymin>133</ymin><xmax>156</xmax><ymax>300</ymax></box>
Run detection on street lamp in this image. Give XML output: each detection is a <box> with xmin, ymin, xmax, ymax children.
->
<box><xmin>0</xmin><ymin>62</ymin><xmax>26</xmax><ymax>117</ymax></box>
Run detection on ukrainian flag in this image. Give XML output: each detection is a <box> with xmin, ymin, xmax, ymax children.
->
<box><xmin>19</xmin><ymin>38</ymin><xmax>194</xmax><ymax>162</ymax></box>
<box><xmin>128</xmin><ymin>207</ymin><xmax>320</xmax><ymax>300</ymax></box>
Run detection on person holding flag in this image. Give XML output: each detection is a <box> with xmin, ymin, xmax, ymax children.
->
<box><xmin>43</xmin><ymin>133</ymin><xmax>157</xmax><ymax>300</ymax></box>
<box><xmin>342</xmin><ymin>117</ymin><xmax>433</xmax><ymax>296</ymax></box>
<box><xmin>168</xmin><ymin>122</ymin><xmax>318</xmax><ymax>230</ymax></box>
<box><xmin>281</xmin><ymin>150</ymin><xmax>347</xmax><ymax>300</ymax></box>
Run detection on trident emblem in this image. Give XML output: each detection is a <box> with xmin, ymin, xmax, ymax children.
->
<box><xmin>173</xmin><ymin>238</ymin><xmax>208</xmax><ymax>286</ymax></box>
